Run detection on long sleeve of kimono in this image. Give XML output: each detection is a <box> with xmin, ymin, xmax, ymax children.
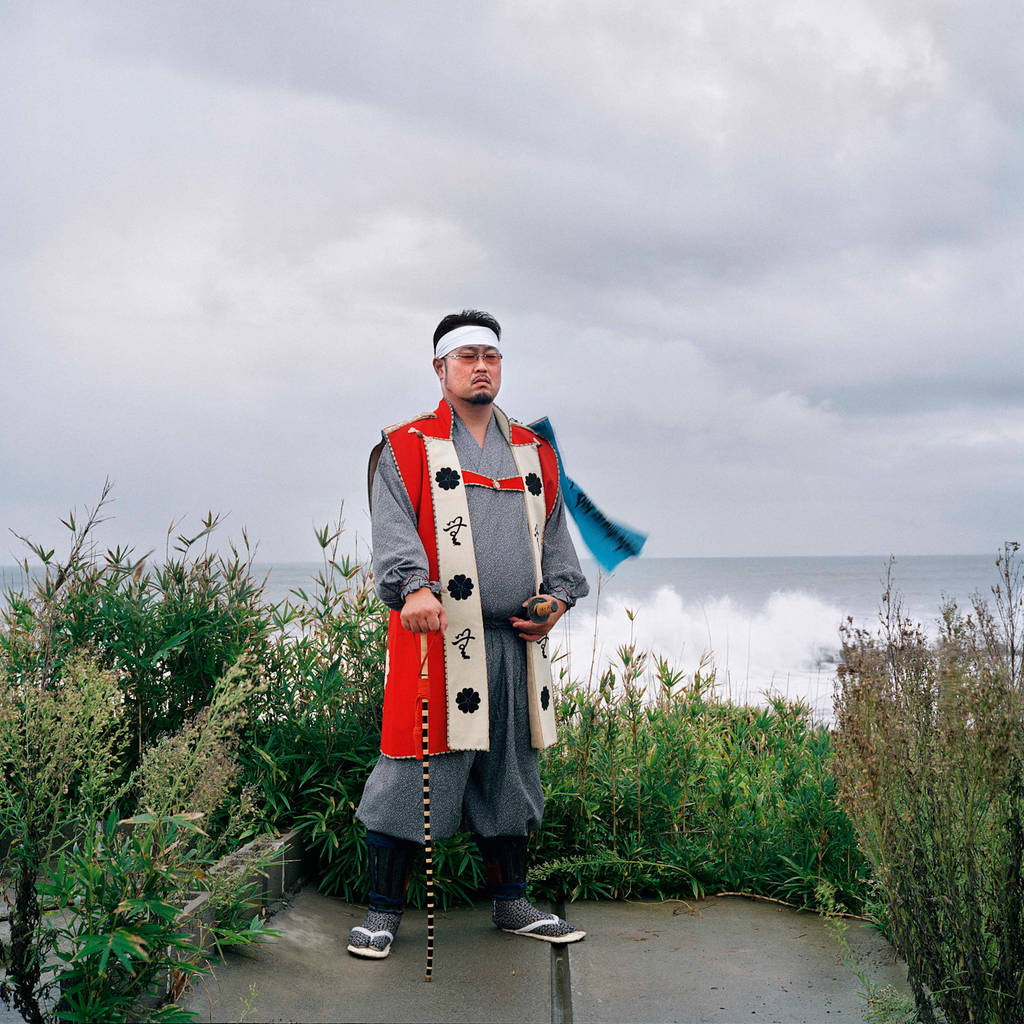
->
<box><xmin>370</xmin><ymin>443</ymin><xmax>441</xmax><ymax>610</ymax></box>
<box><xmin>541</xmin><ymin>485</ymin><xmax>590</xmax><ymax>608</ymax></box>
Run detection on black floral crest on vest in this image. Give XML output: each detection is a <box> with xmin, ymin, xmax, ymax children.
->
<box><xmin>524</xmin><ymin>472</ymin><xmax>542</xmax><ymax>496</ymax></box>
<box><xmin>456</xmin><ymin>687</ymin><xmax>481</xmax><ymax>714</ymax></box>
<box><xmin>435</xmin><ymin>467</ymin><xmax>461</xmax><ymax>490</ymax></box>
<box><xmin>447</xmin><ymin>574</ymin><xmax>474</xmax><ymax>600</ymax></box>
<box><xmin>541</xmin><ymin>685</ymin><xmax>550</xmax><ymax>711</ymax></box>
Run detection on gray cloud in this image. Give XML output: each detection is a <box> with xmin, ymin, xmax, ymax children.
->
<box><xmin>2</xmin><ymin>0</ymin><xmax>1022</xmax><ymax>561</ymax></box>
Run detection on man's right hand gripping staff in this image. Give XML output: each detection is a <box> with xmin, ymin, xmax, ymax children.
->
<box><xmin>400</xmin><ymin>587</ymin><xmax>448</xmax><ymax>635</ymax></box>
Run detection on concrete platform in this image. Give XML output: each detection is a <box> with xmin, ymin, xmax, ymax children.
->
<box><xmin>566</xmin><ymin>898</ymin><xmax>908</xmax><ymax>1023</ymax></box>
<box><xmin>182</xmin><ymin>888</ymin><xmax>911</xmax><ymax>1023</ymax></box>
<box><xmin>183</xmin><ymin>891</ymin><xmax>551</xmax><ymax>1024</ymax></box>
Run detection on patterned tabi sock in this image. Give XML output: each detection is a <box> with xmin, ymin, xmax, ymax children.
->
<box><xmin>347</xmin><ymin>907</ymin><xmax>403</xmax><ymax>959</ymax></box>
<box><xmin>491</xmin><ymin>895</ymin><xmax>586</xmax><ymax>944</ymax></box>
<box><xmin>347</xmin><ymin>831</ymin><xmax>418</xmax><ymax>960</ymax></box>
<box><xmin>475</xmin><ymin>834</ymin><xmax>586</xmax><ymax>945</ymax></box>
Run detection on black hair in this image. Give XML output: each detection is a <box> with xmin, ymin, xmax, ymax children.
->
<box><xmin>432</xmin><ymin>309</ymin><xmax>501</xmax><ymax>350</ymax></box>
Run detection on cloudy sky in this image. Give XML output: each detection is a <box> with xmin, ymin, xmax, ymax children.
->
<box><xmin>2</xmin><ymin>0</ymin><xmax>1021</xmax><ymax>564</ymax></box>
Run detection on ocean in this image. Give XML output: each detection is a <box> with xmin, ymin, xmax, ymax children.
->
<box><xmin>1</xmin><ymin>553</ymin><xmax>1003</xmax><ymax>720</ymax></box>
<box><xmin>557</xmin><ymin>554</ymin><xmax>1001</xmax><ymax>719</ymax></box>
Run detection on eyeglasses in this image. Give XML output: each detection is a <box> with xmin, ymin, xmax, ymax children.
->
<box><xmin>447</xmin><ymin>349</ymin><xmax>502</xmax><ymax>365</ymax></box>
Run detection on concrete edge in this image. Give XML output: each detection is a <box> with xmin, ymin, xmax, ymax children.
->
<box><xmin>178</xmin><ymin>828</ymin><xmax>306</xmax><ymax>958</ymax></box>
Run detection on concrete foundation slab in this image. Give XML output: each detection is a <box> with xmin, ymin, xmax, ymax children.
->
<box><xmin>182</xmin><ymin>888</ymin><xmax>551</xmax><ymax>1024</ymax></box>
<box><xmin>181</xmin><ymin>889</ymin><xmax>912</xmax><ymax>1023</ymax></box>
<box><xmin>565</xmin><ymin>897</ymin><xmax>909</xmax><ymax>1024</ymax></box>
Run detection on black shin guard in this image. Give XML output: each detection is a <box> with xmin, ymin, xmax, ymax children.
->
<box><xmin>475</xmin><ymin>834</ymin><xmax>528</xmax><ymax>901</ymax></box>
<box><xmin>366</xmin><ymin>831</ymin><xmax>418</xmax><ymax>912</ymax></box>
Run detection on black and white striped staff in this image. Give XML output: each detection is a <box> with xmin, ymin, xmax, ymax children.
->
<box><xmin>415</xmin><ymin>600</ymin><xmax>554</xmax><ymax>982</ymax></box>
<box><xmin>419</xmin><ymin>633</ymin><xmax>434</xmax><ymax>982</ymax></box>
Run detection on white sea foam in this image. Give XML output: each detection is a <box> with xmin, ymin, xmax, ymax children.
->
<box><xmin>557</xmin><ymin>585</ymin><xmax>846</xmax><ymax>720</ymax></box>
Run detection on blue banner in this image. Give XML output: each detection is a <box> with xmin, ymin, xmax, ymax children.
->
<box><xmin>530</xmin><ymin>417</ymin><xmax>647</xmax><ymax>574</ymax></box>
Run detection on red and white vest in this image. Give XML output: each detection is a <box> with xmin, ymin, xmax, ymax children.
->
<box><xmin>375</xmin><ymin>398</ymin><xmax>560</xmax><ymax>758</ymax></box>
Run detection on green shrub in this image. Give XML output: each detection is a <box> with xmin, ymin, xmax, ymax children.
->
<box><xmin>534</xmin><ymin>643</ymin><xmax>866</xmax><ymax>909</ymax></box>
<box><xmin>1</xmin><ymin>491</ymin><xmax>868</xmax><ymax>936</ymax></box>
<box><xmin>0</xmin><ymin>652</ymin><xmax>267</xmax><ymax>1024</ymax></box>
<box><xmin>227</xmin><ymin>525</ymin><xmax>865</xmax><ymax>912</ymax></box>
<box><xmin>0</xmin><ymin>654</ymin><xmax>129</xmax><ymax>1024</ymax></box>
<box><xmin>0</xmin><ymin>492</ymin><xmax>270</xmax><ymax>1023</ymax></box>
<box><xmin>226</xmin><ymin>521</ymin><xmax>866</xmax><ymax>913</ymax></box>
<box><xmin>833</xmin><ymin>546</ymin><xmax>1024</xmax><ymax>1023</ymax></box>
<box><xmin>232</xmin><ymin>519</ymin><xmax>390</xmax><ymax>901</ymax></box>
<box><xmin>2</xmin><ymin>484</ymin><xmax>275</xmax><ymax>778</ymax></box>
<box><xmin>42</xmin><ymin>813</ymin><xmax>211</xmax><ymax>1024</ymax></box>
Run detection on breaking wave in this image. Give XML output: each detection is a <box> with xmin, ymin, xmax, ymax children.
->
<box><xmin>558</xmin><ymin>586</ymin><xmax>847</xmax><ymax>721</ymax></box>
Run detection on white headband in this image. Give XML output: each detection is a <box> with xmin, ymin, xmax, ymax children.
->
<box><xmin>434</xmin><ymin>324</ymin><xmax>501</xmax><ymax>360</ymax></box>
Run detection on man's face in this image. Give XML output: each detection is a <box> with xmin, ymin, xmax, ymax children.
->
<box><xmin>434</xmin><ymin>345</ymin><xmax>502</xmax><ymax>406</ymax></box>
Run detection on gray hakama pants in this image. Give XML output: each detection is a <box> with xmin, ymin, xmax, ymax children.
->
<box><xmin>355</xmin><ymin>621</ymin><xmax>544</xmax><ymax>843</ymax></box>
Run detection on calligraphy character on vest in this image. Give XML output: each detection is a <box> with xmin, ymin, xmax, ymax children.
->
<box><xmin>348</xmin><ymin>310</ymin><xmax>590</xmax><ymax>958</ymax></box>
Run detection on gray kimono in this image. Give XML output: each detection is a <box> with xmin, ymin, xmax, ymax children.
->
<box><xmin>356</xmin><ymin>408</ymin><xmax>589</xmax><ymax>842</ymax></box>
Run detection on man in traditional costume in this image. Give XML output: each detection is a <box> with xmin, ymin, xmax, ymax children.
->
<box><xmin>347</xmin><ymin>309</ymin><xmax>590</xmax><ymax>959</ymax></box>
